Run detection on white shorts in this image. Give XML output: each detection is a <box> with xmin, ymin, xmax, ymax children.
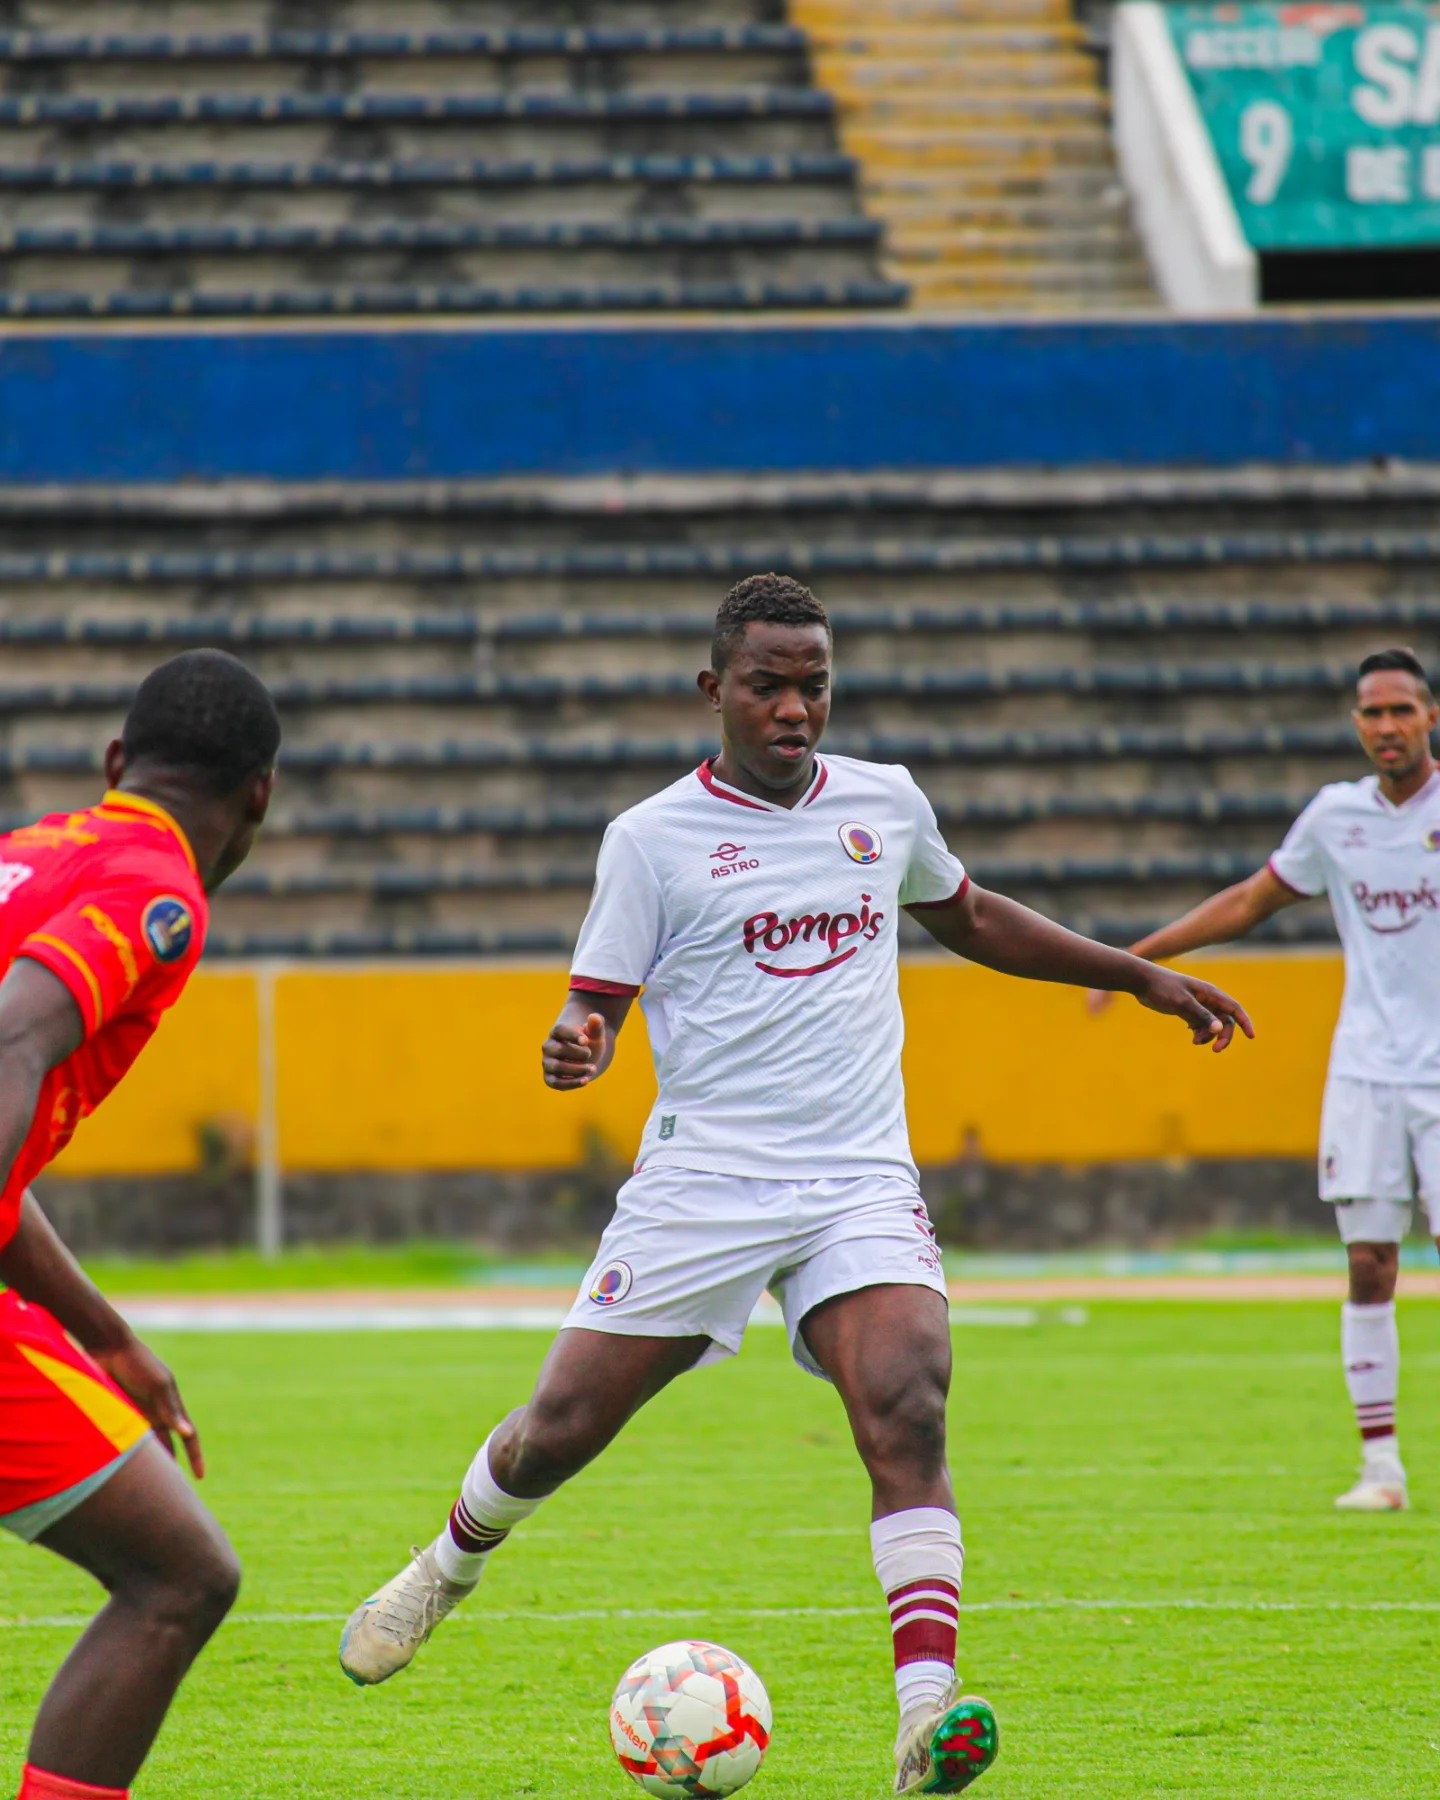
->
<box><xmin>563</xmin><ymin>1167</ymin><xmax>947</xmax><ymax>1378</ymax></box>
<box><xmin>1320</xmin><ymin>1076</ymin><xmax>1440</xmax><ymax>1244</ymax></box>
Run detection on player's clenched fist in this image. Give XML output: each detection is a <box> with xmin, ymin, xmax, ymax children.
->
<box><xmin>542</xmin><ymin>1011</ymin><xmax>607</xmax><ymax>1089</ymax></box>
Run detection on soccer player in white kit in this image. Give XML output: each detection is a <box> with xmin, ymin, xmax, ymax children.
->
<box><xmin>341</xmin><ymin>576</ymin><xmax>1253</xmax><ymax>1793</ymax></box>
<box><xmin>1089</xmin><ymin>647</ymin><xmax>1440</xmax><ymax>1513</ymax></box>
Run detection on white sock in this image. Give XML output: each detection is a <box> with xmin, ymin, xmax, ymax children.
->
<box><xmin>1341</xmin><ymin>1301</ymin><xmax>1403</xmax><ymax>1475</ymax></box>
<box><xmin>432</xmin><ymin>1430</ymin><xmax>545</xmax><ymax>1586</ymax></box>
<box><xmin>871</xmin><ymin>1507</ymin><xmax>964</xmax><ymax>1718</ymax></box>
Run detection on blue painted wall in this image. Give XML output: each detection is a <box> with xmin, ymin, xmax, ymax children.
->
<box><xmin>1</xmin><ymin>316</ymin><xmax>1435</xmax><ymax>481</ymax></box>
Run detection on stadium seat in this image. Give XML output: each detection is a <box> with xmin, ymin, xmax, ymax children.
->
<box><xmin>0</xmin><ymin>280</ymin><xmax>908</xmax><ymax>319</ymax></box>
<box><xmin>0</xmin><ymin>153</ymin><xmax>858</xmax><ymax>192</ymax></box>
<box><xmin>2</xmin><ymin>463</ymin><xmax>1430</xmax><ymax>950</ymax></box>
<box><xmin>0</xmin><ymin>18</ymin><xmax>892</xmax><ymax>316</ymax></box>
<box><xmin>0</xmin><ymin>27</ymin><xmax>811</xmax><ymax>62</ymax></box>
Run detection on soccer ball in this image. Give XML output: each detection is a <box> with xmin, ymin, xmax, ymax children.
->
<box><xmin>609</xmin><ymin>1639</ymin><xmax>772</xmax><ymax>1798</ymax></box>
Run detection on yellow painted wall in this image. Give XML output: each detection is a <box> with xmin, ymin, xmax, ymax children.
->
<box><xmin>50</xmin><ymin>952</ymin><xmax>1343</xmax><ymax>1177</ymax></box>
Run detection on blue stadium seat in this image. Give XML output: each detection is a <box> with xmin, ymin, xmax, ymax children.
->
<box><xmin>0</xmin><ymin>726</ymin><xmax>1365</xmax><ymax>773</ymax></box>
<box><xmin>0</xmin><ymin>532</ymin><xmax>1430</xmax><ymax>581</ymax></box>
<box><xmin>0</xmin><ymin>27</ymin><xmax>809</xmax><ymax>62</ymax></box>
<box><xmin>215</xmin><ymin>851</ymin><xmax>1264</xmax><ymax>902</ymax></box>
<box><xmin>0</xmin><ymin>663</ymin><xmax>1381</xmax><ymax>714</ymax></box>
<box><xmin>0</xmin><ymin>280</ymin><xmax>908</xmax><ymax>318</ymax></box>
<box><xmin>0</xmin><ymin>153</ymin><xmax>859</xmax><ymax>191</ymax></box>
<box><xmin>0</xmin><ymin>218</ymin><xmax>883</xmax><ymax>255</ymax></box>
<box><xmin>0</xmin><ymin>90</ymin><xmax>835</xmax><ymax>127</ymax></box>
<box><xmin>0</xmin><ymin>791</ymin><xmax>1309</xmax><ymax>844</ymax></box>
<box><xmin>7</xmin><ymin>598</ymin><xmax>1436</xmax><ymax>651</ymax></box>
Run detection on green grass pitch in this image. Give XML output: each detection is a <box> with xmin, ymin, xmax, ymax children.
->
<box><xmin>1</xmin><ymin>1302</ymin><xmax>1436</xmax><ymax>1799</ymax></box>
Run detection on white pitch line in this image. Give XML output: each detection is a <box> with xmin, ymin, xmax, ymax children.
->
<box><xmin>121</xmin><ymin>1303</ymin><xmax>1058</xmax><ymax>1333</ymax></box>
<box><xmin>5</xmin><ymin>1597</ymin><xmax>1440</xmax><ymax>1630</ymax></box>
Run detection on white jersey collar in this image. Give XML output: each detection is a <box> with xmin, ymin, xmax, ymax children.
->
<box><xmin>1371</xmin><ymin>764</ymin><xmax>1440</xmax><ymax>815</ymax></box>
<box><xmin>695</xmin><ymin>757</ymin><xmax>829</xmax><ymax>814</ymax></box>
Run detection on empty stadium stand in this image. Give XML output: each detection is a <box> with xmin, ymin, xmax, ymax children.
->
<box><xmin>0</xmin><ymin>6</ymin><xmax>903</xmax><ymax>316</ymax></box>
<box><xmin>792</xmin><ymin>0</ymin><xmax>1156</xmax><ymax>311</ymax></box>
<box><xmin>0</xmin><ymin>464</ymin><xmax>1434</xmax><ymax>957</ymax></box>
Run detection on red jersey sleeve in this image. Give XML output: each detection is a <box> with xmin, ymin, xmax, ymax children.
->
<box><xmin>18</xmin><ymin>877</ymin><xmax>205</xmax><ymax>1035</ymax></box>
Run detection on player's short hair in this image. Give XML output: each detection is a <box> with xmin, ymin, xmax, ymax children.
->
<box><xmin>711</xmin><ymin>573</ymin><xmax>831</xmax><ymax>673</ymax></box>
<box><xmin>1357</xmin><ymin>647</ymin><xmax>1435</xmax><ymax>699</ymax></box>
<box><xmin>122</xmin><ymin>650</ymin><xmax>281</xmax><ymax>796</ymax></box>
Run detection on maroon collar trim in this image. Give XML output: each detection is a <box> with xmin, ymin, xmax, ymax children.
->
<box><xmin>696</xmin><ymin>757</ymin><xmax>826</xmax><ymax>813</ymax></box>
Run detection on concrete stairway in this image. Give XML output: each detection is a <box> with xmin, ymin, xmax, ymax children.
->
<box><xmin>792</xmin><ymin>0</ymin><xmax>1157</xmax><ymax>311</ymax></box>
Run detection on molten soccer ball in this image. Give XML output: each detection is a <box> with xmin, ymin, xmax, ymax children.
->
<box><xmin>609</xmin><ymin>1639</ymin><xmax>772</xmax><ymax>1798</ymax></box>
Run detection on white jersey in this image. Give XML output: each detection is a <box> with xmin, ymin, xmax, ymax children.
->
<box><xmin>1269</xmin><ymin>769</ymin><xmax>1440</xmax><ymax>1084</ymax></box>
<box><xmin>570</xmin><ymin>754</ymin><xmax>968</xmax><ymax>1180</ymax></box>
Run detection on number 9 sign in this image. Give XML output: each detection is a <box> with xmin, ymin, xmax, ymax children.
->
<box><xmin>1239</xmin><ymin>100</ymin><xmax>1294</xmax><ymax>204</ymax></box>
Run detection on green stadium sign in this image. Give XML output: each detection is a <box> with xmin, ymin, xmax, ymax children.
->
<box><xmin>1166</xmin><ymin>1</ymin><xmax>1440</xmax><ymax>248</ymax></box>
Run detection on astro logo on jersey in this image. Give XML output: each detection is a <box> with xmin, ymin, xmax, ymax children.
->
<box><xmin>142</xmin><ymin>896</ymin><xmax>194</xmax><ymax>963</ymax></box>
<box><xmin>589</xmin><ymin>1261</ymin><xmax>633</xmax><ymax>1307</ymax></box>
<box><xmin>839</xmin><ymin>822</ymin><xmax>882</xmax><ymax>865</ymax></box>
<box><xmin>710</xmin><ymin>842</ymin><xmax>760</xmax><ymax>879</ymax></box>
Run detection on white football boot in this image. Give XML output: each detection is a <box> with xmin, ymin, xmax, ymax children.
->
<box><xmin>894</xmin><ymin>1680</ymin><xmax>999</xmax><ymax>1794</ymax></box>
<box><xmin>339</xmin><ymin>1544</ymin><xmax>475</xmax><ymax>1685</ymax></box>
<box><xmin>1335</xmin><ymin>1458</ymin><xmax>1409</xmax><ymax>1512</ymax></box>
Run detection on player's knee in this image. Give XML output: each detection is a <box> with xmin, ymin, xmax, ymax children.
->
<box><xmin>508</xmin><ymin>1392</ymin><xmax>605</xmax><ymax>1489</ymax></box>
<box><xmin>157</xmin><ymin>1527</ymin><xmax>242</xmax><ymax>1638</ymax></box>
<box><xmin>856</xmin><ymin>1377</ymin><xmax>948</xmax><ymax>1480</ymax></box>
<box><xmin>1347</xmin><ymin>1241</ymin><xmax>1398</xmax><ymax>1303</ymax></box>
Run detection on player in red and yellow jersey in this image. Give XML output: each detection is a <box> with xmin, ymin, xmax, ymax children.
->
<box><xmin>0</xmin><ymin>650</ymin><xmax>279</xmax><ymax>1800</ymax></box>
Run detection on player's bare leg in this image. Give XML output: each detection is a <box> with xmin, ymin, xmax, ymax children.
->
<box><xmin>340</xmin><ymin>1329</ymin><xmax>708</xmax><ymax>1685</ymax></box>
<box><xmin>26</xmin><ymin>1438</ymin><xmax>240</xmax><ymax>1793</ymax></box>
<box><xmin>1336</xmin><ymin>1240</ymin><xmax>1407</xmax><ymax>1511</ymax></box>
<box><xmin>802</xmin><ymin>1283</ymin><xmax>998</xmax><ymax>1794</ymax></box>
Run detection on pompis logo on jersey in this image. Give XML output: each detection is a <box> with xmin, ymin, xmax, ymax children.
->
<box><xmin>1351</xmin><ymin>879</ymin><xmax>1440</xmax><ymax>933</ymax></box>
<box><xmin>741</xmin><ymin>895</ymin><xmax>886</xmax><ymax>978</ymax></box>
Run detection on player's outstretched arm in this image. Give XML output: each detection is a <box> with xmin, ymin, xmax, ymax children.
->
<box><xmin>541</xmin><ymin>990</ymin><xmax>634</xmax><ymax>1091</ymax></box>
<box><xmin>908</xmin><ymin>882</ymin><xmax>1254</xmax><ymax>1052</ymax></box>
<box><xmin>1084</xmin><ymin>865</ymin><xmax>1305</xmax><ymax>1017</ymax></box>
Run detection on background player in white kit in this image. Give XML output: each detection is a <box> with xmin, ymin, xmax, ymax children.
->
<box><xmin>1090</xmin><ymin>647</ymin><xmax>1440</xmax><ymax>1513</ymax></box>
<box><xmin>341</xmin><ymin>576</ymin><xmax>1253</xmax><ymax>1794</ymax></box>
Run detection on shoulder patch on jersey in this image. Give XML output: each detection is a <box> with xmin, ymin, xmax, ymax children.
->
<box><xmin>141</xmin><ymin>895</ymin><xmax>195</xmax><ymax>965</ymax></box>
<box><xmin>839</xmin><ymin>821</ymin><xmax>883</xmax><ymax>865</ymax></box>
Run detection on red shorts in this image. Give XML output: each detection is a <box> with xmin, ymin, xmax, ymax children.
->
<box><xmin>0</xmin><ymin>1291</ymin><xmax>149</xmax><ymax>1535</ymax></box>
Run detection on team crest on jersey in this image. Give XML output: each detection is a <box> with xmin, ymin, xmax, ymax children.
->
<box><xmin>589</xmin><ymin>1261</ymin><xmax>633</xmax><ymax>1307</ymax></box>
<box><xmin>839</xmin><ymin>822</ymin><xmax>882</xmax><ymax>865</ymax></box>
<box><xmin>142</xmin><ymin>895</ymin><xmax>194</xmax><ymax>963</ymax></box>
<box><xmin>1424</xmin><ymin>828</ymin><xmax>1440</xmax><ymax>852</ymax></box>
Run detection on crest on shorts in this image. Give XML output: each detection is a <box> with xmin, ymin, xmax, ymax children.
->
<box><xmin>589</xmin><ymin>1261</ymin><xmax>633</xmax><ymax>1307</ymax></box>
<box><xmin>839</xmin><ymin>822</ymin><xmax>883</xmax><ymax>865</ymax></box>
<box><xmin>142</xmin><ymin>895</ymin><xmax>194</xmax><ymax>964</ymax></box>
